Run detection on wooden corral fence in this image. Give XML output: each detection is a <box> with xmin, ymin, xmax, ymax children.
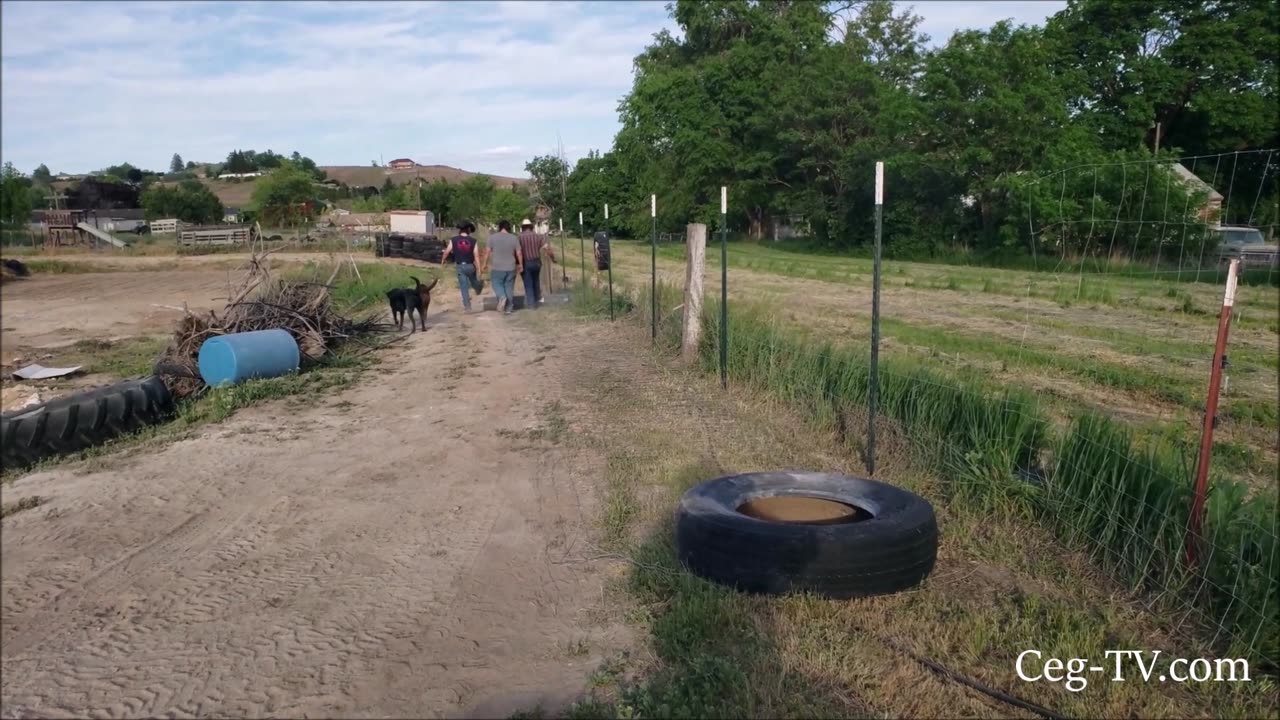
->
<box><xmin>150</xmin><ymin>218</ymin><xmax>178</xmax><ymax>234</ymax></box>
<box><xmin>178</xmin><ymin>223</ymin><xmax>253</xmax><ymax>246</ymax></box>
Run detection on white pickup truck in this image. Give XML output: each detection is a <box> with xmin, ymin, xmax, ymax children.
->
<box><xmin>1214</xmin><ymin>226</ymin><xmax>1278</xmax><ymax>269</ymax></box>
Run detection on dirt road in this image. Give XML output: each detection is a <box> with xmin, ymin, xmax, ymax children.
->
<box><xmin>1</xmin><ymin>305</ymin><xmax>626</xmax><ymax>718</ymax></box>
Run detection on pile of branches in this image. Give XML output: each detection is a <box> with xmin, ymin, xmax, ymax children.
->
<box><xmin>154</xmin><ymin>248</ymin><xmax>392</xmax><ymax>400</ymax></box>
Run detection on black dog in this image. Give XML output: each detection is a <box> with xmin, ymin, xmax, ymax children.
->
<box><xmin>386</xmin><ymin>287</ymin><xmax>423</xmax><ymax>332</ymax></box>
<box><xmin>385</xmin><ymin>275</ymin><xmax>438</xmax><ymax>332</ymax></box>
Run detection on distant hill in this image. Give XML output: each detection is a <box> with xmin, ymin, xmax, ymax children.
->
<box><xmin>49</xmin><ymin>164</ymin><xmax>530</xmax><ymax>210</ymax></box>
<box><xmin>320</xmin><ymin>165</ymin><xmax>527</xmax><ymax>190</ymax></box>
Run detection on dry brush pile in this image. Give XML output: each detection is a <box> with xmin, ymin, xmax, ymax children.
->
<box><xmin>153</xmin><ymin>249</ymin><xmax>391</xmax><ymax>399</ymax></box>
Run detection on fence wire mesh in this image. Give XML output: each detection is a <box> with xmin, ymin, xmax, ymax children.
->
<box><xmin>581</xmin><ymin>149</ymin><xmax>1279</xmax><ymax>671</ymax></box>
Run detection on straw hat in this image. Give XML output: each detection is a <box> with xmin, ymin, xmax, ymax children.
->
<box><xmin>520</xmin><ymin>218</ymin><xmax>533</xmax><ymax>228</ymax></box>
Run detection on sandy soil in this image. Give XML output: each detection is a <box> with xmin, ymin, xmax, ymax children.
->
<box><xmin>1</xmin><ymin>297</ymin><xmax>627</xmax><ymax>717</ymax></box>
<box><xmin>0</xmin><ymin>271</ymin><xmax>232</xmax><ymax>350</ymax></box>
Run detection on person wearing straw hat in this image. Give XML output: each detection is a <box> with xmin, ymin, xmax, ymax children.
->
<box><xmin>440</xmin><ymin>219</ymin><xmax>484</xmax><ymax>313</ymax></box>
<box><xmin>517</xmin><ymin>218</ymin><xmax>556</xmax><ymax>309</ymax></box>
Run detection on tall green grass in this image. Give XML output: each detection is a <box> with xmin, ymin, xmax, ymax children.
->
<box><xmin>283</xmin><ymin>261</ymin><xmax>444</xmax><ymax>311</ymax></box>
<box><xmin>651</xmin><ymin>238</ymin><xmax>1280</xmax><ymax>288</ymax></box>
<box><xmin>587</xmin><ymin>278</ymin><xmax>1280</xmax><ymax>670</ymax></box>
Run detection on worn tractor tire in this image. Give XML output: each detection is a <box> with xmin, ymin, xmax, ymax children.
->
<box><xmin>675</xmin><ymin>471</ymin><xmax>938</xmax><ymax>598</ymax></box>
<box><xmin>1</xmin><ymin>376</ymin><xmax>176</xmax><ymax>471</ymax></box>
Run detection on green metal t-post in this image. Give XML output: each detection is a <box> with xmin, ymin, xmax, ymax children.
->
<box><xmin>650</xmin><ymin>193</ymin><xmax>657</xmax><ymax>343</ymax></box>
<box><xmin>719</xmin><ymin>186</ymin><xmax>728</xmax><ymax>390</ymax></box>
<box><xmin>605</xmin><ymin>203</ymin><xmax>614</xmax><ymax>321</ymax></box>
<box><xmin>868</xmin><ymin>162</ymin><xmax>884</xmax><ymax>477</ymax></box>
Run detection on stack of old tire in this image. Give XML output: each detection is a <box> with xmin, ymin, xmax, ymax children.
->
<box><xmin>376</xmin><ymin>233</ymin><xmax>445</xmax><ymax>263</ymax></box>
<box><xmin>1</xmin><ymin>376</ymin><xmax>176</xmax><ymax>471</ymax></box>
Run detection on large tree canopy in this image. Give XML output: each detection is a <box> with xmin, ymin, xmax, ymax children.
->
<box><xmin>141</xmin><ymin>180</ymin><xmax>223</xmax><ymax>224</ymax></box>
<box><xmin>551</xmin><ymin>0</ymin><xmax>1278</xmax><ymax>257</ymax></box>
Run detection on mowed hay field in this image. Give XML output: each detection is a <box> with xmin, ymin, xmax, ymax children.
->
<box><xmin>596</xmin><ymin>240</ymin><xmax>1280</xmax><ymax>493</ymax></box>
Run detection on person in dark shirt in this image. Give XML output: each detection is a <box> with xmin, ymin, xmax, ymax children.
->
<box><xmin>440</xmin><ymin>220</ymin><xmax>484</xmax><ymax>312</ymax></box>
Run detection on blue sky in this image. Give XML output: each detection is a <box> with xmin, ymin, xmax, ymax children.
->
<box><xmin>0</xmin><ymin>1</ymin><xmax>1064</xmax><ymax>179</ymax></box>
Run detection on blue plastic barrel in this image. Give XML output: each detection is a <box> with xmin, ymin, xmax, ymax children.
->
<box><xmin>198</xmin><ymin>329</ymin><xmax>301</xmax><ymax>388</ymax></box>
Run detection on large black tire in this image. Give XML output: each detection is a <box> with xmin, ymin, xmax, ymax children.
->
<box><xmin>675</xmin><ymin>471</ymin><xmax>937</xmax><ymax>598</ymax></box>
<box><xmin>593</xmin><ymin>232</ymin><xmax>611</xmax><ymax>271</ymax></box>
<box><xmin>1</xmin><ymin>376</ymin><xmax>175</xmax><ymax>471</ymax></box>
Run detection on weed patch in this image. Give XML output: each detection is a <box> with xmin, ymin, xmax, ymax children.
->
<box><xmin>59</xmin><ymin>336</ymin><xmax>170</xmax><ymax>378</ymax></box>
<box><xmin>1</xmin><ymin>495</ymin><xmax>44</xmax><ymax>518</ymax></box>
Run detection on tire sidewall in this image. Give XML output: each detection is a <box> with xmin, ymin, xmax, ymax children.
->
<box><xmin>675</xmin><ymin>471</ymin><xmax>938</xmax><ymax>597</ymax></box>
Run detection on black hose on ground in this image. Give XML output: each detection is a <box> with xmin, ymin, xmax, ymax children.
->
<box><xmin>874</xmin><ymin>634</ymin><xmax>1068</xmax><ymax>720</ymax></box>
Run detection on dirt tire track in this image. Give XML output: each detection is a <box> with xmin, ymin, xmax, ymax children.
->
<box><xmin>1</xmin><ymin>306</ymin><xmax>628</xmax><ymax>719</ymax></box>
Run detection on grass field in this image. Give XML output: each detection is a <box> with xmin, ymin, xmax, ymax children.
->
<box><xmin>576</xmin><ymin>239</ymin><xmax>1279</xmax><ymax>495</ymax></box>
<box><xmin>535</xmin><ymin>288</ymin><xmax>1278</xmax><ymax>719</ymax></box>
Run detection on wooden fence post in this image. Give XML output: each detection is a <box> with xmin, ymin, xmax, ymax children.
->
<box><xmin>682</xmin><ymin>223</ymin><xmax>707</xmax><ymax>361</ymax></box>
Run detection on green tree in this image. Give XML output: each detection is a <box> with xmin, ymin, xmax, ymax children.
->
<box><xmin>1047</xmin><ymin>0</ymin><xmax>1279</xmax><ymax>222</ymax></box>
<box><xmin>488</xmin><ymin>189</ymin><xmax>529</xmax><ymax>224</ymax></box>
<box><xmin>31</xmin><ymin>164</ymin><xmax>52</xmax><ymax>185</ymax></box>
<box><xmin>381</xmin><ymin>182</ymin><xmax>412</xmax><ymax>210</ymax></box>
<box><xmin>0</xmin><ymin>163</ymin><xmax>33</xmax><ymax>225</ymax></box>
<box><xmin>565</xmin><ymin>151</ymin><xmax>622</xmax><ymax>232</ymax></box>
<box><xmin>351</xmin><ymin>195</ymin><xmax>386</xmax><ymax>213</ymax></box>
<box><xmin>141</xmin><ymin>180</ymin><xmax>223</xmax><ymax>224</ymax></box>
<box><xmin>611</xmin><ymin>0</ymin><xmax>840</xmax><ymax>238</ymax></box>
<box><xmin>419</xmin><ymin>179</ymin><xmax>456</xmax><ymax>223</ymax></box>
<box><xmin>525</xmin><ymin>155</ymin><xmax>569</xmax><ymax>218</ymax></box>
<box><xmin>591</xmin><ymin>0</ymin><xmax>1274</xmax><ymax>257</ymax></box>
<box><xmin>170</xmin><ymin>153</ymin><xmax>184</xmax><ymax>173</ymax></box>
<box><xmin>918</xmin><ymin>21</ymin><xmax>1086</xmax><ymax>246</ymax></box>
<box><xmin>251</xmin><ymin>164</ymin><xmax>321</xmax><ymax>225</ymax></box>
<box><xmin>452</xmin><ymin>175</ymin><xmax>496</xmax><ymax>222</ymax></box>
<box><xmin>223</xmin><ymin>150</ymin><xmax>255</xmax><ymax>174</ymax></box>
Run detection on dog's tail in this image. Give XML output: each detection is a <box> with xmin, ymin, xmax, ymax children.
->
<box><xmin>424</xmin><ymin>278</ymin><xmax>439</xmax><ymax>292</ymax></box>
<box><xmin>410</xmin><ymin>275</ymin><xmax>421</xmax><ymax>289</ymax></box>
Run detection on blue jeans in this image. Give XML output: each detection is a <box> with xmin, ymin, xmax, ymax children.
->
<box><xmin>490</xmin><ymin>270</ymin><xmax>517</xmax><ymax>311</ymax></box>
<box><xmin>521</xmin><ymin>260</ymin><xmax>542</xmax><ymax>308</ymax></box>
<box><xmin>455</xmin><ymin>263</ymin><xmax>482</xmax><ymax>310</ymax></box>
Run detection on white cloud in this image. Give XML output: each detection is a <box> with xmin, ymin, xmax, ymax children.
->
<box><xmin>907</xmin><ymin>1</ymin><xmax>1065</xmax><ymax>45</ymax></box>
<box><xmin>479</xmin><ymin>146</ymin><xmax>525</xmax><ymax>157</ymax></box>
<box><xmin>0</xmin><ymin>1</ymin><xmax>1063</xmax><ymax>178</ymax></box>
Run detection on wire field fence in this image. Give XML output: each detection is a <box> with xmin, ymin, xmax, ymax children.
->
<box><xmin>579</xmin><ymin>150</ymin><xmax>1279</xmax><ymax>672</ymax></box>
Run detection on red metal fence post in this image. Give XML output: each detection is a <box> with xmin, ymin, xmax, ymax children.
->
<box><xmin>1185</xmin><ymin>258</ymin><xmax>1240</xmax><ymax>567</ymax></box>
